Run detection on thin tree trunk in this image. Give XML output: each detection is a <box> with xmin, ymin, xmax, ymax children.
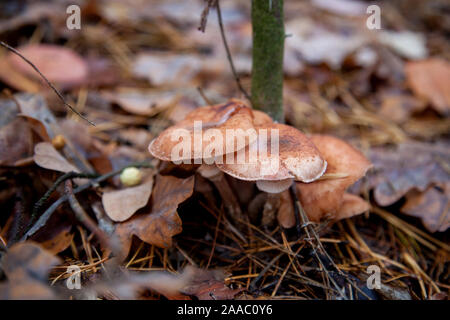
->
<box><xmin>251</xmin><ymin>0</ymin><xmax>285</xmax><ymax>123</ymax></box>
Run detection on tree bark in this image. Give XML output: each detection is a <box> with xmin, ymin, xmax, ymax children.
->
<box><xmin>251</xmin><ymin>0</ymin><xmax>285</xmax><ymax>123</ymax></box>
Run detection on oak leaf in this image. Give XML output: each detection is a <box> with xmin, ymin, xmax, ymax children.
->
<box><xmin>102</xmin><ymin>173</ymin><xmax>155</xmax><ymax>222</ymax></box>
<box><xmin>115</xmin><ymin>174</ymin><xmax>194</xmax><ymax>258</ymax></box>
<box><xmin>405</xmin><ymin>58</ymin><xmax>450</xmax><ymax>116</ymax></box>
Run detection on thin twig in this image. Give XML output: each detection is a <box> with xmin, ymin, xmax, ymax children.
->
<box><xmin>206</xmin><ymin>208</ymin><xmax>223</xmax><ymax>268</ymax></box>
<box><xmin>65</xmin><ymin>180</ymin><xmax>111</xmax><ymax>250</ymax></box>
<box><xmin>198</xmin><ymin>0</ymin><xmax>216</xmax><ymax>32</ymax></box>
<box><xmin>290</xmin><ymin>184</ymin><xmax>348</xmax><ymax>299</ymax></box>
<box><xmin>21</xmin><ymin>161</ymin><xmax>153</xmax><ymax>240</ymax></box>
<box><xmin>31</xmin><ymin>171</ymin><xmax>99</xmax><ymax>224</ymax></box>
<box><xmin>0</xmin><ymin>41</ymin><xmax>95</xmax><ymax>126</ymax></box>
<box><xmin>249</xmin><ymin>252</ymin><xmax>283</xmax><ymax>292</ymax></box>
<box><xmin>197</xmin><ymin>86</ymin><xmax>214</xmax><ymax>105</ymax></box>
<box><xmin>216</xmin><ymin>1</ymin><xmax>251</xmax><ymax>101</ymax></box>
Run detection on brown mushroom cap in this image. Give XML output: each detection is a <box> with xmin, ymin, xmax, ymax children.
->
<box><xmin>149</xmin><ymin>99</ymin><xmax>256</xmax><ymax>163</ymax></box>
<box><xmin>197</xmin><ymin>164</ymin><xmax>221</xmax><ymax>180</ymax></box>
<box><xmin>256</xmin><ymin>179</ymin><xmax>294</xmax><ymax>193</ymax></box>
<box><xmin>335</xmin><ymin>193</ymin><xmax>370</xmax><ymax>220</ymax></box>
<box><xmin>217</xmin><ymin>123</ymin><xmax>327</xmax><ymax>183</ymax></box>
<box><xmin>253</xmin><ymin>110</ymin><xmax>273</xmax><ymax>126</ymax></box>
<box><xmin>296</xmin><ymin>135</ymin><xmax>372</xmax><ymax>222</ymax></box>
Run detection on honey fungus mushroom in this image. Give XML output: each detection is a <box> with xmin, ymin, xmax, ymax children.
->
<box><xmin>149</xmin><ymin>99</ymin><xmax>256</xmax><ymax>164</ymax></box>
<box><xmin>217</xmin><ymin>123</ymin><xmax>327</xmax><ymax>225</ymax></box>
<box><xmin>278</xmin><ymin>134</ymin><xmax>372</xmax><ymax>227</ymax></box>
<box><xmin>149</xmin><ymin>99</ymin><xmax>258</xmax><ymax>220</ymax></box>
<box><xmin>217</xmin><ymin>123</ymin><xmax>327</xmax><ymax>185</ymax></box>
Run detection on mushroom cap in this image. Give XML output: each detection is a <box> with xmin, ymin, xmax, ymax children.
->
<box><xmin>335</xmin><ymin>193</ymin><xmax>370</xmax><ymax>220</ymax></box>
<box><xmin>277</xmin><ymin>191</ymin><xmax>370</xmax><ymax>228</ymax></box>
<box><xmin>8</xmin><ymin>44</ymin><xmax>88</xmax><ymax>88</ymax></box>
<box><xmin>197</xmin><ymin>164</ymin><xmax>221</xmax><ymax>180</ymax></box>
<box><xmin>296</xmin><ymin>134</ymin><xmax>372</xmax><ymax>221</ymax></box>
<box><xmin>149</xmin><ymin>99</ymin><xmax>256</xmax><ymax>162</ymax></box>
<box><xmin>253</xmin><ymin>110</ymin><xmax>273</xmax><ymax>126</ymax></box>
<box><xmin>217</xmin><ymin>123</ymin><xmax>327</xmax><ymax>183</ymax></box>
<box><xmin>256</xmin><ymin>179</ymin><xmax>294</xmax><ymax>193</ymax></box>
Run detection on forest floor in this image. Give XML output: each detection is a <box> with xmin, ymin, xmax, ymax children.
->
<box><xmin>0</xmin><ymin>0</ymin><xmax>448</xmax><ymax>300</ymax></box>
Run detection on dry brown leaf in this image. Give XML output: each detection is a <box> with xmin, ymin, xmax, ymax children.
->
<box><xmin>119</xmin><ymin>128</ymin><xmax>154</xmax><ymax>150</ymax></box>
<box><xmin>0</xmin><ymin>57</ymin><xmax>41</xmax><ymax>92</ymax></box>
<box><xmin>115</xmin><ymin>174</ymin><xmax>194</xmax><ymax>258</ymax></box>
<box><xmin>16</xmin><ymin>93</ymin><xmax>93</xmax><ymax>173</ymax></box>
<box><xmin>0</xmin><ymin>98</ymin><xmax>34</xmax><ymax>166</ymax></box>
<box><xmin>0</xmin><ymin>242</ymin><xmax>61</xmax><ymax>300</ymax></box>
<box><xmin>0</xmin><ymin>3</ymin><xmax>61</xmax><ymax>34</ymax></box>
<box><xmin>181</xmin><ymin>269</ymin><xmax>243</xmax><ymax>300</ymax></box>
<box><xmin>132</xmin><ymin>53</ymin><xmax>204</xmax><ymax>86</ymax></box>
<box><xmin>0</xmin><ymin>117</ymin><xmax>34</xmax><ymax>166</ymax></box>
<box><xmin>405</xmin><ymin>58</ymin><xmax>450</xmax><ymax>116</ymax></box>
<box><xmin>102</xmin><ymin>173</ymin><xmax>155</xmax><ymax>222</ymax></box>
<box><xmin>33</xmin><ymin>142</ymin><xmax>79</xmax><ymax>173</ymax></box>
<box><xmin>38</xmin><ymin>227</ymin><xmax>74</xmax><ymax>254</ymax></box>
<box><xmin>378</xmin><ymin>93</ymin><xmax>426</xmax><ymax>124</ymax></box>
<box><xmin>401</xmin><ymin>184</ymin><xmax>449</xmax><ymax>232</ymax></box>
<box><xmin>101</xmin><ymin>88</ymin><xmax>176</xmax><ymax>116</ymax></box>
<box><xmin>89</xmin><ymin>265</ymin><xmax>197</xmax><ymax>300</ymax></box>
<box><xmin>7</xmin><ymin>44</ymin><xmax>88</xmax><ymax>89</ymax></box>
<box><xmin>364</xmin><ymin>141</ymin><xmax>450</xmax><ymax>206</ymax></box>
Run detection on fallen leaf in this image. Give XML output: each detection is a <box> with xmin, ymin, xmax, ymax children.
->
<box><xmin>0</xmin><ymin>3</ymin><xmax>61</xmax><ymax>34</ymax></box>
<box><xmin>378</xmin><ymin>93</ymin><xmax>426</xmax><ymax>124</ymax></box>
<box><xmin>286</xmin><ymin>20</ymin><xmax>366</xmax><ymax>69</ymax></box>
<box><xmin>16</xmin><ymin>93</ymin><xmax>93</xmax><ymax>173</ymax></box>
<box><xmin>7</xmin><ymin>44</ymin><xmax>88</xmax><ymax>89</ymax></box>
<box><xmin>0</xmin><ymin>99</ymin><xmax>33</xmax><ymax>166</ymax></box>
<box><xmin>405</xmin><ymin>58</ymin><xmax>450</xmax><ymax>116</ymax></box>
<box><xmin>132</xmin><ymin>53</ymin><xmax>203</xmax><ymax>86</ymax></box>
<box><xmin>102</xmin><ymin>173</ymin><xmax>155</xmax><ymax>222</ymax></box>
<box><xmin>119</xmin><ymin>128</ymin><xmax>154</xmax><ymax>150</ymax></box>
<box><xmin>312</xmin><ymin>0</ymin><xmax>366</xmax><ymax>17</ymax></box>
<box><xmin>0</xmin><ymin>57</ymin><xmax>41</xmax><ymax>92</ymax></box>
<box><xmin>115</xmin><ymin>174</ymin><xmax>194</xmax><ymax>258</ymax></box>
<box><xmin>101</xmin><ymin>88</ymin><xmax>176</xmax><ymax>116</ymax></box>
<box><xmin>16</xmin><ymin>93</ymin><xmax>58</xmax><ymax>141</ymax></box>
<box><xmin>38</xmin><ymin>226</ymin><xmax>74</xmax><ymax>254</ymax></box>
<box><xmin>378</xmin><ymin>31</ymin><xmax>428</xmax><ymax>60</ymax></box>
<box><xmin>401</xmin><ymin>184</ymin><xmax>449</xmax><ymax>232</ymax></box>
<box><xmin>33</xmin><ymin>142</ymin><xmax>80</xmax><ymax>173</ymax></box>
<box><xmin>59</xmin><ymin>119</ymin><xmax>112</xmax><ymax>174</ymax></box>
<box><xmin>365</xmin><ymin>141</ymin><xmax>450</xmax><ymax>206</ymax></box>
<box><xmin>181</xmin><ymin>269</ymin><xmax>243</xmax><ymax>300</ymax></box>
<box><xmin>88</xmin><ymin>265</ymin><xmax>197</xmax><ymax>300</ymax></box>
<box><xmin>0</xmin><ymin>242</ymin><xmax>61</xmax><ymax>300</ymax></box>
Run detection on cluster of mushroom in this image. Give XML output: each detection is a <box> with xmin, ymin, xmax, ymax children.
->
<box><xmin>149</xmin><ymin>99</ymin><xmax>372</xmax><ymax>224</ymax></box>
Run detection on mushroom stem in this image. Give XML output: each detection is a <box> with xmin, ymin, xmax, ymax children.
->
<box><xmin>289</xmin><ymin>183</ymin><xmax>303</xmax><ymax>235</ymax></box>
<box><xmin>198</xmin><ymin>165</ymin><xmax>244</xmax><ymax>222</ymax></box>
<box><xmin>262</xmin><ymin>193</ymin><xmax>281</xmax><ymax>226</ymax></box>
<box><xmin>210</xmin><ymin>173</ymin><xmax>244</xmax><ymax>222</ymax></box>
